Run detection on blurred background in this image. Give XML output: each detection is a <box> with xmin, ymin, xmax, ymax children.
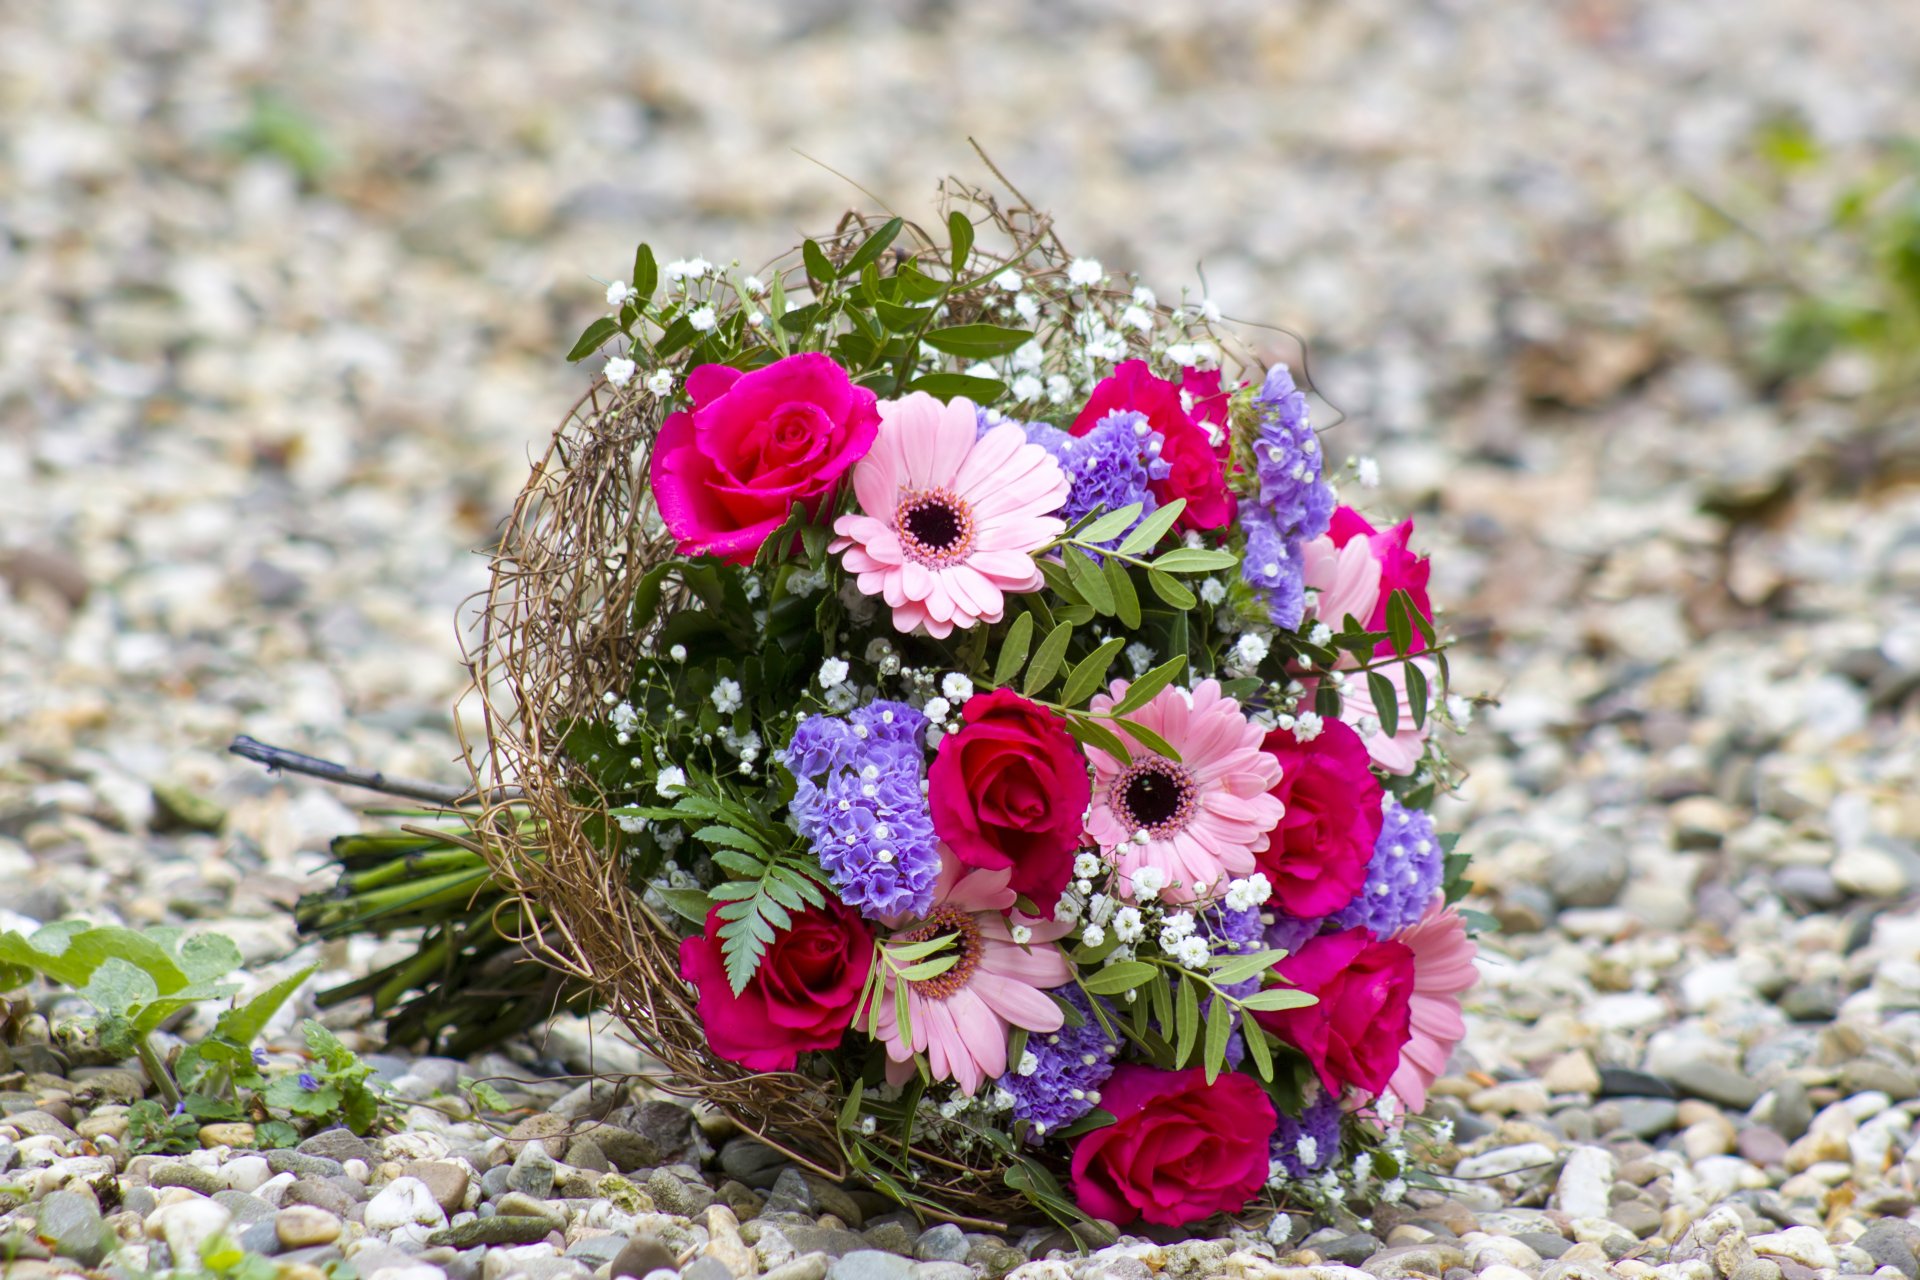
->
<box><xmin>4</xmin><ymin>0</ymin><xmax>1920</xmax><ymax>1073</ymax></box>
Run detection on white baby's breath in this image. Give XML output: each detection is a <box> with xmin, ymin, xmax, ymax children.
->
<box><xmin>603</xmin><ymin>356</ymin><xmax>636</xmax><ymax>387</ymax></box>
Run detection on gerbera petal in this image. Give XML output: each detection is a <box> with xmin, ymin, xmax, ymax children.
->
<box><xmin>970</xmin><ymin>971</ymin><xmax>1065</xmax><ymax>1034</ymax></box>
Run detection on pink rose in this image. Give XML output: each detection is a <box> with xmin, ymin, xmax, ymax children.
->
<box><xmin>649</xmin><ymin>353</ymin><xmax>879</xmax><ymax>564</ymax></box>
<box><xmin>928</xmin><ymin>689</ymin><xmax>1091</xmax><ymax>917</ymax></box>
<box><xmin>1071</xmin><ymin>360</ymin><xmax>1232</xmax><ymax>531</ymax></box>
<box><xmin>1254</xmin><ymin>926</ymin><xmax>1415</xmax><ymax>1097</ymax></box>
<box><xmin>679</xmin><ymin>896</ymin><xmax>873</xmax><ymax>1072</ymax></box>
<box><xmin>1069</xmin><ymin>1065</ymin><xmax>1276</xmax><ymax>1226</ymax></box>
<box><xmin>1326</xmin><ymin>507</ymin><xmax>1432</xmax><ymax>657</ymax></box>
<box><xmin>1257</xmin><ymin>720</ymin><xmax>1384</xmax><ymax>918</ymax></box>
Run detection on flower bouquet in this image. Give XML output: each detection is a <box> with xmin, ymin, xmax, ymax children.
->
<box><xmin>464</xmin><ymin>181</ymin><xmax>1481</xmax><ymax>1234</ymax></box>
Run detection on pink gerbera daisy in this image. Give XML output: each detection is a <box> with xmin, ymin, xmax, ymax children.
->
<box><xmin>1386</xmin><ymin>897</ymin><xmax>1479</xmax><ymax>1114</ymax></box>
<box><xmin>1085</xmin><ymin>679</ymin><xmax>1287</xmax><ymax>904</ymax></box>
<box><xmin>870</xmin><ymin>849</ymin><xmax>1074</xmax><ymax>1096</ymax></box>
<box><xmin>830</xmin><ymin>392</ymin><xmax>1069</xmax><ymax>638</ymax></box>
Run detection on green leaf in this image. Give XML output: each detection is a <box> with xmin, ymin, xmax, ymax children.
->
<box><xmin>1314</xmin><ymin>680</ymin><xmax>1342</xmax><ymax>718</ymax></box>
<box><xmin>1061</xmin><ymin>637</ymin><xmax>1127</xmax><ymax>708</ymax></box>
<box><xmin>1113</xmin><ymin>716</ymin><xmax>1181</xmax><ymax>762</ymax></box>
<box><xmin>631</xmin><ymin>243</ymin><xmax>657</xmax><ymax>299</ymax></box>
<box><xmin>83</xmin><ymin>957</ymin><xmax>158</xmax><ymax>1017</ymax></box>
<box><xmin>1052</xmin><ymin>1107</ymin><xmax>1118</xmax><ymax>1141</ymax></box>
<box><xmin>1175</xmin><ymin>977</ymin><xmax>1200</xmax><ymax>1067</ymax></box>
<box><xmin>695</xmin><ymin>825</ymin><xmax>772</xmax><ymax>858</ymax></box>
<box><xmin>838</xmin><ymin>1078</ymin><xmax>865</xmax><ymax>1133</ymax></box>
<box><xmin>567</xmin><ymin>317</ymin><xmax>621</xmax><ymax>363</ymax></box>
<box><xmin>654</xmin><ymin>314</ymin><xmax>698</xmax><ymax>358</ymax></box>
<box><xmin>1064</xmin><ymin>714</ymin><xmax>1131</xmax><ymax>764</ymax></box>
<box><xmin>655</xmin><ymin>888</ymin><xmax>715</xmax><ymax>926</ymax></box>
<box><xmin>1406</xmin><ymin>661</ymin><xmax>1430</xmax><ymax>731</ymax></box>
<box><xmin>1150</xmin><ymin>547</ymin><xmax>1240</xmax><ymax>574</ymax></box>
<box><xmin>177</xmin><ymin>933</ymin><xmax>242</xmax><ymax>984</ymax></box>
<box><xmin>993</xmin><ymin>612</ymin><xmax>1035</xmax><ymax>687</ymax></box>
<box><xmin>1146</xmin><ymin>569</ymin><xmax>1197</xmax><ymax>610</ymax></box>
<box><xmin>840</xmin><ymin>217</ymin><xmax>903</xmax><ymax>278</ymax></box>
<box><xmin>896</xmin><ymin>954</ymin><xmax>960</xmax><ymax>982</ymax></box>
<box><xmin>1116</xmin><ymin>499</ymin><xmax>1186</xmax><ymax>556</ymax></box>
<box><xmin>1082</xmin><ymin>961</ymin><xmax>1157</xmax><ymax>995</ymax></box>
<box><xmin>1206</xmin><ymin>948</ymin><xmax>1290</xmax><ymax>987</ymax></box>
<box><xmin>947</xmin><ymin>211</ymin><xmax>974</xmax><ymax>278</ymax></box>
<box><xmin>1076</xmin><ymin>503</ymin><xmax>1144</xmax><ymax>546</ymax></box>
<box><xmin>1105</xmin><ymin>557</ymin><xmax>1140</xmax><ymax>629</ymax></box>
<box><xmin>212</xmin><ymin>964</ymin><xmax>317</xmax><ymax>1049</ymax></box>
<box><xmin>1064</xmin><ymin>547</ymin><xmax>1115</xmax><ymax>616</ymax></box>
<box><xmin>904</xmin><ymin>372</ymin><xmax>1006</xmax><ymax>403</ymax></box>
<box><xmin>1368</xmin><ymin>672</ymin><xmax>1400</xmax><ymax>737</ymax></box>
<box><xmin>1202</xmin><ymin>996</ymin><xmax>1233</xmax><ymax>1083</ymax></box>
<box><xmin>1023</xmin><ymin>622</ymin><xmax>1073</xmax><ymax>696</ymax></box>
<box><xmin>1241</xmin><ymin>1008</ymin><xmax>1274</xmax><ymax>1081</ymax></box>
<box><xmin>803</xmin><ymin>239</ymin><xmax>835</xmax><ymax>288</ymax></box>
<box><xmin>885</xmin><ymin>931</ymin><xmax>959</xmax><ymax>964</ymax></box>
<box><xmin>1238</xmin><ymin>987</ymin><xmax>1319</xmax><ymax>1012</ymax></box>
<box><xmin>920</xmin><ymin>323</ymin><xmax>1034</xmax><ymax>358</ymax></box>
<box><xmin>1110</xmin><ymin>656</ymin><xmax>1186</xmax><ymax>715</ymax></box>
<box><xmin>1386</xmin><ymin>589</ymin><xmax>1415</xmax><ymax>658</ymax></box>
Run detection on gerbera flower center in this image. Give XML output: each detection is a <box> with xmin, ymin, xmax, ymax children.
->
<box><xmin>891</xmin><ymin>905</ymin><xmax>984</xmax><ymax>1001</ymax></box>
<box><xmin>894</xmin><ymin>488</ymin><xmax>976</xmax><ymax>565</ymax></box>
<box><xmin>1112</xmin><ymin>758</ymin><xmax>1198</xmax><ymax>835</ymax></box>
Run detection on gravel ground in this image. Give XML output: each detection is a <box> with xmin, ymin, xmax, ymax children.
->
<box><xmin>5</xmin><ymin>2</ymin><xmax>1920</xmax><ymax>1278</ymax></box>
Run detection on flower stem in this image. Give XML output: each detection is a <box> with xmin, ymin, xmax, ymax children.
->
<box><xmin>135</xmin><ymin>1035</ymin><xmax>183</xmax><ymax>1112</ymax></box>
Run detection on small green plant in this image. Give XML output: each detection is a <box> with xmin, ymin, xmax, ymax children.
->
<box><xmin>0</xmin><ymin>921</ymin><xmax>398</xmax><ymax>1144</ymax></box>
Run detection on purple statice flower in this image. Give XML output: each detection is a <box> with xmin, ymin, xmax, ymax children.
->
<box><xmin>1328</xmin><ymin>797</ymin><xmax>1443</xmax><ymax>938</ymax></box>
<box><xmin>787</xmin><ymin>702</ymin><xmax>939</xmax><ymax>919</ymax></box>
<box><xmin>1263</xmin><ymin>910</ymin><xmax>1324</xmax><ymax>958</ymax></box>
<box><xmin>1270</xmin><ymin>1084</ymin><xmax>1343</xmax><ymax>1179</ymax></box>
<box><xmin>1239</xmin><ymin>364</ymin><xmax>1334</xmax><ymax>630</ymax></box>
<box><xmin>1056</xmin><ymin>410</ymin><xmax>1170</xmax><ymax>557</ymax></box>
<box><xmin>998</xmin><ymin>985</ymin><xmax>1119</xmax><ymax>1138</ymax></box>
<box><xmin>298</xmin><ymin>1072</ymin><xmax>320</xmax><ymax>1091</ymax></box>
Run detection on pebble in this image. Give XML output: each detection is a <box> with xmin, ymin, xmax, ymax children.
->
<box><xmin>152</xmin><ymin>1198</ymin><xmax>234</xmax><ymax>1261</ymax></box>
<box><xmin>277</xmin><ymin>1205</ymin><xmax>345</xmax><ymax>1248</ymax></box>
<box><xmin>365</xmin><ymin>1176</ymin><xmax>450</xmax><ymax>1233</ymax></box>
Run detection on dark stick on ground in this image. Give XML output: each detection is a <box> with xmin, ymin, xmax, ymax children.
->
<box><xmin>227</xmin><ymin>734</ymin><xmax>518</xmax><ymax>806</ymax></box>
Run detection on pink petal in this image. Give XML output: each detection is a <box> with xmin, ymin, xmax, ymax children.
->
<box><xmin>970</xmin><ymin>971</ymin><xmax>1065</xmax><ymax>1034</ymax></box>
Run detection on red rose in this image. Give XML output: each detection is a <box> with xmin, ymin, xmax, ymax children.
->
<box><xmin>1069</xmin><ymin>1065</ymin><xmax>1276</xmax><ymax>1227</ymax></box>
<box><xmin>1256</xmin><ymin>720</ymin><xmax>1384</xmax><ymax>918</ymax></box>
<box><xmin>1328</xmin><ymin>507</ymin><xmax>1432</xmax><ymax>657</ymax></box>
<box><xmin>928</xmin><ymin>689</ymin><xmax>1090</xmax><ymax>916</ymax></box>
<box><xmin>1072</xmin><ymin>360</ymin><xmax>1232</xmax><ymax>531</ymax></box>
<box><xmin>678</xmin><ymin>896</ymin><xmax>873</xmax><ymax>1072</ymax></box>
<box><xmin>649</xmin><ymin>353</ymin><xmax>880</xmax><ymax>565</ymax></box>
<box><xmin>1177</xmin><ymin>366</ymin><xmax>1234</xmax><ymax>461</ymax></box>
<box><xmin>1254</xmin><ymin>926</ymin><xmax>1414</xmax><ymax>1096</ymax></box>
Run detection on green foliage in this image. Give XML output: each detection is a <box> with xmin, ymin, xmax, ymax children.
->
<box><xmin>125</xmin><ymin>1098</ymin><xmax>200</xmax><ymax>1155</ymax></box>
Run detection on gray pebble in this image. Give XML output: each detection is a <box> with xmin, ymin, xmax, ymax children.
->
<box><xmin>1769</xmin><ymin>1079</ymin><xmax>1813</xmax><ymax>1141</ymax></box>
<box><xmin>148</xmin><ymin>1160</ymin><xmax>225</xmax><ymax>1196</ymax></box>
<box><xmin>36</xmin><ymin>1189</ymin><xmax>109</xmax><ymax>1267</ymax></box>
<box><xmin>564</xmin><ymin>1234</ymin><xmax>630</xmax><ymax>1266</ymax></box>
<box><xmin>765</xmin><ymin>1166</ymin><xmax>817</xmax><ymax>1217</ymax></box>
<box><xmin>269</xmin><ymin>1149</ymin><xmax>347</xmax><ymax>1179</ymax></box>
<box><xmin>1322</xmin><ymin>1234</ymin><xmax>1385</xmax><ymax>1265</ymax></box>
<box><xmin>828</xmin><ymin>1250</ymin><xmax>916</xmax><ymax>1280</ymax></box>
<box><xmin>213</xmin><ymin>1190</ymin><xmax>277</xmax><ymax>1225</ymax></box>
<box><xmin>910</xmin><ymin>1265</ymin><xmax>976</xmax><ymax>1280</ymax></box>
<box><xmin>298</xmin><ymin>1127</ymin><xmax>378</xmax><ymax>1165</ymax></box>
<box><xmin>507</xmin><ymin>1140</ymin><xmax>557</xmax><ymax>1198</ymax></box>
<box><xmin>238</xmin><ymin>1219</ymin><xmax>283</xmax><ymax>1256</ymax></box>
<box><xmin>1664</xmin><ymin>1060</ymin><xmax>1762</xmax><ymax>1109</ymax></box>
<box><xmin>609</xmin><ymin>1236</ymin><xmax>678</xmax><ymax>1279</ymax></box>
<box><xmin>1858</xmin><ymin>1221</ymin><xmax>1920</xmax><ymax>1280</ymax></box>
<box><xmin>1517</xmin><ymin>1232</ymin><xmax>1573</xmax><ymax>1259</ymax></box>
<box><xmin>427</xmin><ymin>1216</ymin><xmax>561</xmax><ymax>1248</ymax></box>
<box><xmin>913</xmin><ymin>1223</ymin><xmax>968</xmax><ymax>1263</ymax></box>
<box><xmin>281</xmin><ymin>1177</ymin><xmax>358</xmax><ymax>1219</ymax></box>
